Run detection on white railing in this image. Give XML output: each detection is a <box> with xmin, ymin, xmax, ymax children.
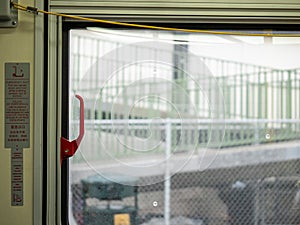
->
<box><xmin>70</xmin><ymin>119</ymin><xmax>300</xmax><ymax>164</ymax></box>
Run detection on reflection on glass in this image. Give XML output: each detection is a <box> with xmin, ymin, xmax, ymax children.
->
<box><xmin>68</xmin><ymin>29</ymin><xmax>300</xmax><ymax>225</ymax></box>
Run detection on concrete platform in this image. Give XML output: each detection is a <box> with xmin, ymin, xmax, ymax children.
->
<box><xmin>71</xmin><ymin>140</ymin><xmax>300</xmax><ymax>187</ymax></box>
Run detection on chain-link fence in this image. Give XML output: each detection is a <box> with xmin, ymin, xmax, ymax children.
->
<box><xmin>70</xmin><ymin>119</ymin><xmax>300</xmax><ymax>225</ymax></box>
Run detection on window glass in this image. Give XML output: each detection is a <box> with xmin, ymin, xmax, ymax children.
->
<box><xmin>68</xmin><ymin>28</ymin><xmax>300</xmax><ymax>225</ymax></box>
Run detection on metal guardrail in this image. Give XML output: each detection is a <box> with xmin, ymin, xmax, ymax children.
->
<box><xmin>71</xmin><ymin>119</ymin><xmax>300</xmax><ymax>164</ymax></box>
<box><xmin>70</xmin><ymin>34</ymin><xmax>300</xmax><ymax>122</ymax></box>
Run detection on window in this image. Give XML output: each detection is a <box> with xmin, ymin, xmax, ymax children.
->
<box><xmin>62</xmin><ymin>27</ymin><xmax>300</xmax><ymax>225</ymax></box>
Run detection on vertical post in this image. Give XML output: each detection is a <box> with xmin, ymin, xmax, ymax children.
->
<box><xmin>233</xmin><ymin>64</ymin><xmax>237</xmax><ymax>117</ymax></box>
<box><xmin>280</xmin><ymin>71</ymin><xmax>284</xmax><ymax>120</ymax></box>
<box><xmin>264</xmin><ymin>72</ymin><xmax>268</xmax><ymax>118</ymax></box>
<box><xmin>254</xmin><ymin>121</ymin><xmax>260</xmax><ymax>145</ymax></box>
<box><xmin>172</xmin><ymin>38</ymin><xmax>189</xmax><ymax>114</ymax></box>
<box><xmin>287</xmin><ymin>70</ymin><xmax>292</xmax><ymax>119</ymax></box>
<box><xmin>134</xmin><ymin>185</ymin><xmax>139</xmax><ymax>225</ymax></box>
<box><xmin>240</xmin><ymin>64</ymin><xmax>243</xmax><ymax>118</ymax></box>
<box><xmin>254</xmin><ymin>181</ymin><xmax>259</xmax><ymax>225</ymax></box>
<box><xmin>286</xmin><ymin>70</ymin><xmax>292</xmax><ymax>137</ymax></box>
<box><xmin>164</xmin><ymin>118</ymin><xmax>171</xmax><ymax>225</ymax></box>
<box><xmin>258</xmin><ymin>67</ymin><xmax>262</xmax><ymax>119</ymax></box>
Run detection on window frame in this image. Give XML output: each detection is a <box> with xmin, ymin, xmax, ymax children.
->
<box><xmin>47</xmin><ymin>10</ymin><xmax>300</xmax><ymax>225</ymax></box>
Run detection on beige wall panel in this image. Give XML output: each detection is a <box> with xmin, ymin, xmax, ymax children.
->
<box><xmin>0</xmin><ymin>0</ymin><xmax>34</xmax><ymax>225</ymax></box>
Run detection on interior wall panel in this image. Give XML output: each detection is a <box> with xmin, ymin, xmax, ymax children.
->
<box><xmin>0</xmin><ymin>0</ymin><xmax>34</xmax><ymax>225</ymax></box>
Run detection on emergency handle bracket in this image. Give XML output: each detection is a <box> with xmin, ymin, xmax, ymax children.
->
<box><xmin>60</xmin><ymin>94</ymin><xmax>84</xmax><ymax>164</ymax></box>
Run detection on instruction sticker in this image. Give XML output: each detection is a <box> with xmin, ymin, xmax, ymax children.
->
<box><xmin>4</xmin><ymin>62</ymin><xmax>30</xmax><ymax>206</ymax></box>
<box><xmin>5</xmin><ymin>63</ymin><xmax>30</xmax><ymax>148</ymax></box>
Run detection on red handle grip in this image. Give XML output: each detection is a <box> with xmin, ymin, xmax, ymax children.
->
<box><xmin>60</xmin><ymin>94</ymin><xmax>85</xmax><ymax>165</ymax></box>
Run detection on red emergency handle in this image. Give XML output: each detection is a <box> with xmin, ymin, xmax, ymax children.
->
<box><xmin>60</xmin><ymin>94</ymin><xmax>84</xmax><ymax>165</ymax></box>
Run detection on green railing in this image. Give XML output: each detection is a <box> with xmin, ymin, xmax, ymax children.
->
<box><xmin>70</xmin><ymin>35</ymin><xmax>300</xmax><ymax>121</ymax></box>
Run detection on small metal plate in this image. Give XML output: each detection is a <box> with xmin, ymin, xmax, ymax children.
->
<box><xmin>0</xmin><ymin>0</ymin><xmax>18</xmax><ymax>28</ymax></box>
